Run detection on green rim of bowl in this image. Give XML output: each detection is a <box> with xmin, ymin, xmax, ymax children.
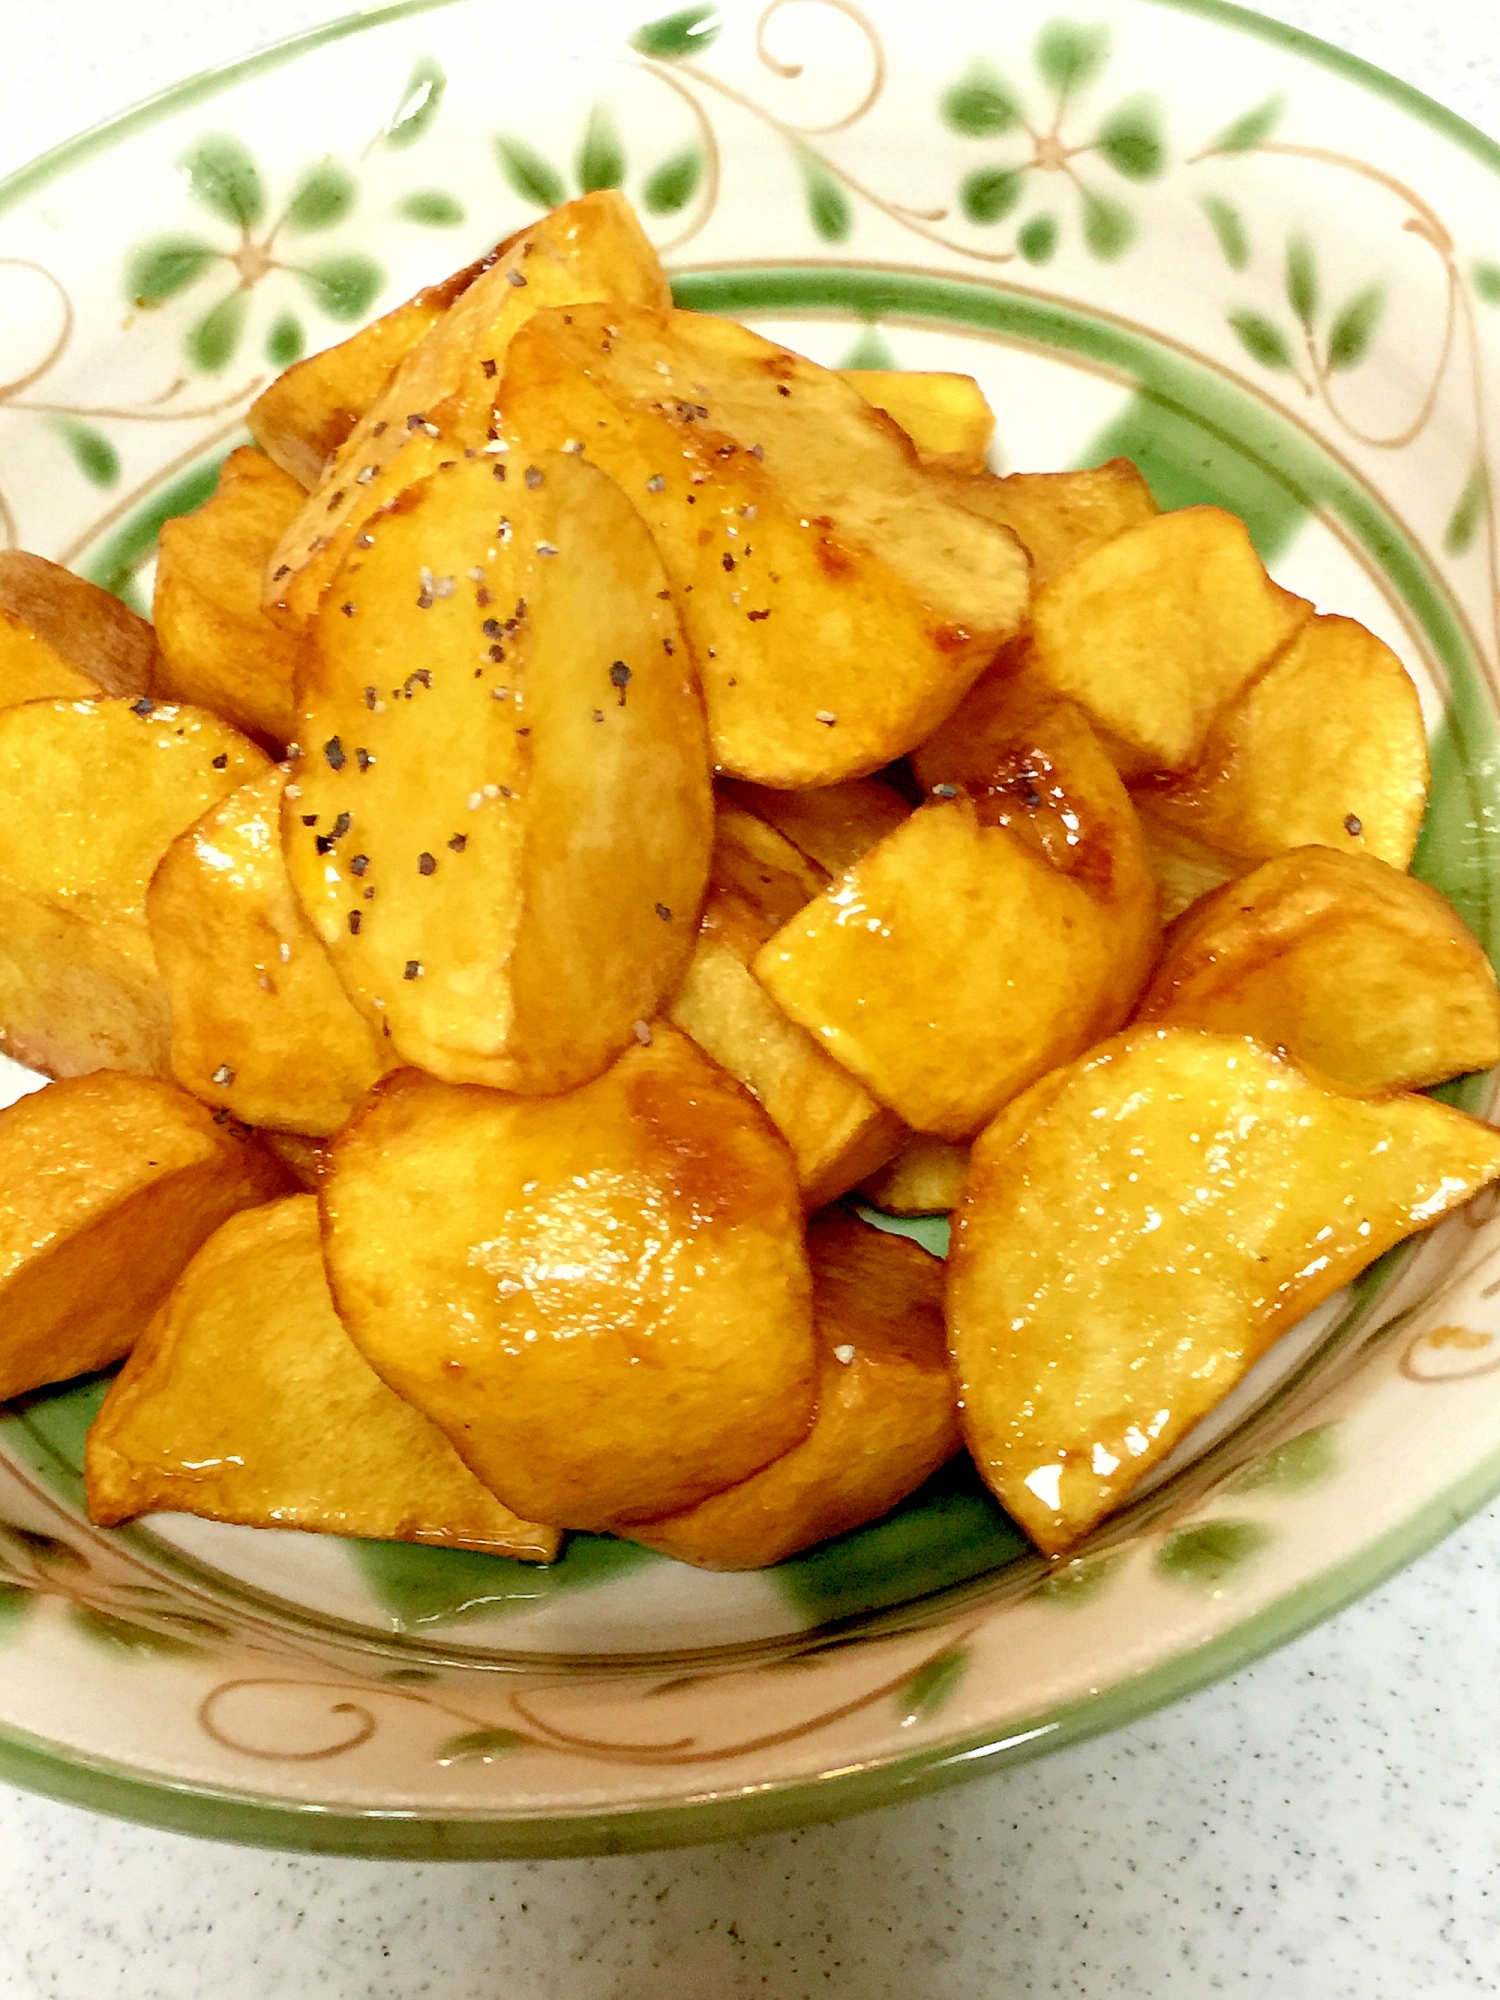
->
<box><xmin>1</xmin><ymin>0</ymin><xmax>1498</xmax><ymax>1856</ymax></box>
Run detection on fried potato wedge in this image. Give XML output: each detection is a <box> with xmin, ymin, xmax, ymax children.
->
<box><xmin>248</xmin><ymin>256</ymin><xmax>490</xmax><ymax>488</ymax></box>
<box><xmin>0</xmin><ymin>1072</ymin><xmax>286</xmax><ymax>1402</ymax></box>
<box><xmin>148</xmin><ymin>768</ymin><xmax>393</xmax><ymax>1135</ymax></box>
<box><xmin>287</xmin><ymin>449</ymin><xmax>710</xmax><ymax>1093</ymax></box>
<box><xmin>1140</xmin><ymin>612</ymin><xmax>1429</xmax><ymax>870</ymax></box>
<box><xmin>0</xmin><ymin>552</ymin><xmax>158</xmax><ymax>703</ymax></box>
<box><xmin>264</xmin><ymin>192</ymin><xmax>670</xmax><ymax>627</ymax></box>
<box><xmin>843</xmin><ymin>370</ymin><xmax>995</xmax><ymax>472</ymax></box>
<box><xmin>860</xmin><ymin>1135</ymin><xmax>970</xmax><ymax>1214</ymax></box>
<box><xmin>668</xmin><ymin>809</ymin><xmax>905</xmax><ymax>1206</ymax></box>
<box><xmin>153</xmin><ymin>447</ymin><xmax>309</xmax><ymax>746</ymax></box>
<box><xmin>1029</xmin><ymin>506</ymin><xmax>1311</xmax><ymax>776</ymax></box>
<box><xmin>761</xmin><ymin>674</ymin><xmax>1158</xmax><ymax>1136</ymax></box>
<box><xmin>86</xmin><ymin>1197</ymin><xmax>559</xmax><ymax>1558</ymax></box>
<box><xmin>1137</xmin><ymin>847</ymin><xmax>1500</xmax><ymax>1092</ymax></box>
<box><xmin>937</xmin><ymin>458</ymin><xmax>1157</xmax><ymax>586</ymax></box>
<box><xmin>719</xmin><ymin>775</ymin><xmax>910</xmax><ymax>877</ymax></box>
<box><xmin>499</xmin><ymin>303</ymin><xmax>1031</xmax><ymax>785</ymax></box>
<box><xmin>0</xmin><ymin>698</ymin><xmax>268</xmax><ymax>1077</ymax></box>
<box><xmin>322</xmin><ymin>1027</ymin><xmax>818</xmax><ymax>1530</ymax></box>
<box><xmin>625</xmin><ymin>1211</ymin><xmax>958</xmax><ymax>1568</ymax></box>
<box><xmin>949</xmin><ymin>1027</ymin><xmax>1500</xmax><ymax>1553</ymax></box>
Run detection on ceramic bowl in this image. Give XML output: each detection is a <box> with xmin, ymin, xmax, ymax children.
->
<box><xmin>3</xmin><ymin>0</ymin><xmax>1500</xmax><ymax>1857</ymax></box>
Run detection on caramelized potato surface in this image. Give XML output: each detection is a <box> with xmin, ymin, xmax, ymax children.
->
<box><xmin>321</xmin><ymin>1027</ymin><xmax>818</xmax><ymax>1530</ymax></box>
<box><xmin>149</xmin><ymin>768</ymin><xmax>393</xmax><ymax>1135</ymax></box>
<box><xmin>949</xmin><ymin>1028</ymin><xmax>1500</xmax><ymax>1552</ymax></box>
<box><xmin>0</xmin><ymin>698</ymin><xmax>267</xmax><ymax>1077</ymax></box>
<box><xmin>86</xmin><ymin>1196</ymin><xmax>559</xmax><ymax>1559</ymax></box>
<box><xmin>154</xmin><ymin>447</ymin><xmax>309</xmax><ymax>744</ymax></box>
<box><xmin>0</xmin><ymin>552</ymin><xmax>158</xmax><ymax>704</ymax></box>
<box><xmin>500</xmin><ymin>303</ymin><xmax>1031</xmax><ymax>785</ymax></box>
<box><xmin>937</xmin><ymin>458</ymin><xmax>1157</xmax><ymax>586</ymax></box>
<box><xmin>1029</xmin><ymin>506</ymin><xmax>1310</xmax><ymax>776</ymax></box>
<box><xmin>1138</xmin><ymin>847</ymin><xmax>1500</xmax><ymax>1092</ymax></box>
<box><xmin>626</xmin><ymin>1211</ymin><xmax>958</xmax><ymax>1568</ymax></box>
<box><xmin>0</xmin><ymin>1073</ymin><xmax>286</xmax><ymax>1401</ymax></box>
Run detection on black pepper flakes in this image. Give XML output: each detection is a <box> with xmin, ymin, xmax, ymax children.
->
<box><xmin>331</xmin><ymin>811</ymin><xmax>351</xmax><ymax>838</ymax></box>
<box><xmin>211</xmin><ymin>752</ymin><xmax>228</xmax><ymax>770</ymax></box>
<box><xmin>356</xmin><ymin>748</ymin><xmax>373</xmax><ymax>772</ymax></box>
<box><xmin>131</xmin><ymin>697</ymin><xmax>156</xmax><ymax>718</ymax></box>
<box><xmin>348</xmin><ymin>910</ymin><xmax>362</xmax><ymax>935</ymax></box>
<box><xmin>524</xmin><ymin>465</ymin><xmax>544</xmax><ymax>489</ymax></box>
<box><xmin>610</xmin><ymin>661</ymin><xmax>632</xmax><ymax>707</ymax></box>
<box><xmin>448</xmin><ymin>833</ymin><xmax>468</xmax><ymax>852</ymax></box>
<box><xmin>663</xmin><ymin>638</ymin><xmax>675</xmax><ymax>655</ymax></box>
<box><xmin>932</xmin><ymin>783</ymin><xmax>958</xmax><ymax>799</ymax></box>
<box><xmin>747</xmin><ymin>608</ymin><xmax>771</xmax><ymax>621</ymax></box>
<box><xmin>722</xmin><ymin>553</ymin><xmax>736</xmax><ymax>572</ymax></box>
<box><xmin>364</xmin><ymin>686</ymin><xmax>378</xmax><ymax>710</ymax></box>
<box><xmin>315</xmin><ymin>834</ymin><xmax>336</xmax><ymax>855</ymax></box>
<box><xmin>301</xmin><ymin>813</ymin><xmax>319</xmax><ymax>827</ymax></box>
<box><xmin>324</xmin><ymin>737</ymin><xmax>346</xmax><ymax>771</ymax></box>
<box><xmin>506</xmin><ymin>268</ymin><xmax>527</xmax><ymax>288</ymax></box>
<box><xmin>1345</xmin><ymin>813</ymin><xmax>1363</xmax><ymax>836</ymax></box>
<box><xmin>404</xmin><ymin>959</ymin><xmax>422</xmax><ymax>980</ymax></box>
<box><xmin>340</xmin><ymin>601</ymin><xmax>355</xmax><ymax>617</ymax></box>
<box><xmin>655</xmin><ymin>903</ymin><xmax>672</xmax><ymax>922</ymax></box>
<box><xmin>351</xmin><ymin>854</ymin><xmax>370</xmax><ymax>876</ymax></box>
<box><xmin>406</xmin><ymin>412</ymin><xmax>427</xmax><ymax>430</ymax></box>
<box><xmin>482</xmin><ymin>358</ymin><xmax>497</xmax><ymax>378</ymax></box>
<box><xmin>418</xmin><ymin>852</ymin><xmax>437</xmax><ymax>875</ymax></box>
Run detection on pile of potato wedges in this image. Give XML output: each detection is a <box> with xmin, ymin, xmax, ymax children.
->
<box><xmin>3</xmin><ymin>189</ymin><xmax>1499</xmax><ymax>1571</ymax></box>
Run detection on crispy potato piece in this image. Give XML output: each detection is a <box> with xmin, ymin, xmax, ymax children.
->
<box><xmin>936</xmin><ymin>459</ymin><xmax>1157</xmax><ymax>586</ymax></box>
<box><xmin>86</xmin><ymin>1197</ymin><xmax>559</xmax><ymax>1559</ymax></box>
<box><xmin>0</xmin><ymin>552</ymin><xmax>158</xmax><ymax>702</ymax></box>
<box><xmin>1134</xmin><ymin>807</ymin><xmax>1235</xmax><ymax>923</ymax></box>
<box><xmin>0</xmin><ymin>698</ymin><xmax>268</xmax><ymax>1078</ymax></box>
<box><xmin>1140</xmin><ymin>612</ymin><xmax>1429</xmax><ymax>869</ymax></box>
<box><xmin>1029</xmin><ymin>507</ymin><xmax>1311</xmax><ymax>776</ymax></box>
<box><xmin>625</xmin><ymin>1211</ymin><xmax>958</xmax><ymax>1567</ymax></box>
<box><xmin>843</xmin><ymin>370</ymin><xmax>995</xmax><ymax>472</ymax></box>
<box><xmin>258</xmin><ymin>1130</ymin><xmax>329</xmax><ymax>1189</ymax></box>
<box><xmin>153</xmin><ymin>447</ymin><xmax>309</xmax><ymax>745</ymax></box>
<box><xmin>287</xmin><ymin>449</ymin><xmax>710</xmax><ymax>1093</ymax></box>
<box><xmin>761</xmin><ymin>673</ymin><xmax>1158</xmax><ymax>1137</ymax></box>
<box><xmin>668</xmin><ymin>809</ymin><xmax>905</xmax><ymax>1206</ymax></box>
<box><xmin>719</xmin><ymin>775</ymin><xmax>910</xmax><ymax>877</ymax></box>
<box><xmin>264</xmin><ymin>193</ymin><xmax>670</xmax><ymax>627</ymax></box>
<box><xmin>1137</xmin><ymin>847</ymin><xmax>1500</xmax><ymax>1091</ymax></box>
<box><xmin>148</xmin><ymin>768</ymin><xmax>392</xmax><ymax>1135</ymax></box>
<box><xmin>499</xmin><ymin>303</ymin><xmax>1031</xmax><ymax>785</ymax></box>
<box><xmin>0</xmin><ymin>1072</ymin><xmax>286</xmax><ymax>1402</ymax></box>
<box><xmin>248</xmin><ymin>256</ymin><xmax>490</xmax><ymax>488</ymax></box>
<box><xmin>949</xmin><ymin>1027</ymin><xmax>1500</xmax><ymax>1552</ymax></box>
<box><xmin>322</xmin><ymin>1027</ymin><xmax>818</xmax><ymax>1530</ymax></box>
<box><xmin>861</xmin><ymin>1136</ymin><xmax>970</xmax><ymax>1214</ymax></box>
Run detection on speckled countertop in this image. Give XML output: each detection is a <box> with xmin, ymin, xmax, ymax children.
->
<box><xmin>4</xmin><ymin>3</ymin><xmax>1500</xmax><ymax>1995</ymax></box>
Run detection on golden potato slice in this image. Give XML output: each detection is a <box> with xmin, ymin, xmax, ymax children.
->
<box><xmin>0</xmin><ymin>1072</ymin><xmax>287</xmax><ymax>1402</ymax></box>
<box><xmin>86</xmin><ymin>1197</ymin><xmax>559</xmax><ymax>1559</ymax></box>
<box><xmin>843</xmin><ymin>370</ymin><xmax>995</xmax><ymax>472</ymax></box>
<box><xmin>1134</xmin><ymin>807</ymin><xmax>1235</xmax><ymax>923</ymax></box>
<box><xmin>148</xmin><ymin>768</ymin><xmax>392</xmax><ymax>1135</ymax></box>
<box><xmin>1137</xmin><ymin>847</ymin><xmax>1500</xmax><ymax>1092</ymax></box>
<box><xmin>625</xmin><ymin>1211</ymin><xmax>958</xmax><ymax>1568</ymax></box>
<box><xmin>719</xmin><ymin>775</ymin><xmax>910</xmax><ymax>877</ymax></box>
<box><xmin>499</xmin><ymin>302</ymin><xmax>1031</xmax><ymax>785</ymax></box>
<box><xmin>1029</xmin><ymin>506</ymin><xmax>1311</xmax><ymax>776</ymax></box>
<box><xmin>949</xmin><ymin>1026</ymin><xmax>1500</xmax><ymax>1553</ymax></box>
<box><xmin>0</xmin><ymin>698</ymin><xmax>268</xmax><ymax>1077</ymax></box>
<box><xmin>861</xmin><ymin>1135</ymin><xmax>970</xmax><ymax>1214</ymax></box>
<box><xmin>264</xmin><ymin>192</ymin><xmax>670</xmax><ymax>627</ymax></box>
<box><xmin>248</xmin><ymin>255</ymin><xmax>490</xmax><ymax>488</ymax></box>
<box><xmin>936</xmin><ymin>458</ymin><xmax>1157</xmax><ymax>586</ymax></box>
<box><xmin>153</xmin><ymin>448</ymin><xmax>309</xmax><ymax>745</ymax></box>
<box><xmin>1140</xmin><ymin>613</ymin><xmax>1429</xmax><ymax>870</ymax></box>
<box><xmin>0</xmin><ymin>552</ymin><xmax>158</xmax><ymax>703</ymax></box>
<box><xmin>287</xmin><ymin>449</ymin><xmax>710</xmax><ymax>1094</ymax></box>
<box><xmin>668</xmin><ymin>809</ymin><xmax>906</xmax><ymax>1206</ymax></box>
<box><xmin>321</xmin><ymin>1027</ymin><xmax>818</xmax><ymax>1530</ymax></box>
<box><xmin>761</xmin><ymin>671</ymin><xmax>1158</xmax><ymax>1137</ymax></box>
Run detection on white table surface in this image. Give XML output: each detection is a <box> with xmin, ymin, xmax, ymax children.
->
<box><xmin>5</xmin><ymin>2</ymin><xmax>1500</xmax><ymax>1995</ymax></box>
